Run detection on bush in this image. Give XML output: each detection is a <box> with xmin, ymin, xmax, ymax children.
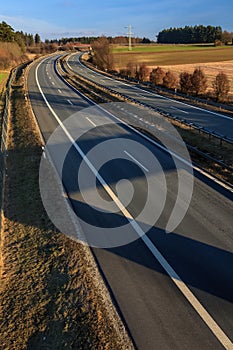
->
<box><xmin>163</xmin><ymin>71</ymin><xmax>178</xmax><ymax>89</ymax></box>
<box><xmin>213</xmin><ymin>72</ymin><xmax>230</xmax><ymax>102</ymax></box>
<box><xmin>150</xmin><ymin>67</ymin><xmax>166</xmax><ymax>86</ymax></box>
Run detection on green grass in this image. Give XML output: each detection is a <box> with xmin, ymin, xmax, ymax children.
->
<box><xmin>0</xmin><ymin>72</ymin><xmax>8</xmax><ymax>83</ymax></box>
<box><xmin>0</xmin><ymin>72</ymin><xmax>9</xmax><ymax>91</ymax></box>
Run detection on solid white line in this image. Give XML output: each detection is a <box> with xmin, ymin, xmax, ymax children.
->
<box><xmin>64</xmin><ymin>55</ymin><xmax>233</xmax><ymax>193</ymax></box>
<box><xmin>171</xmin><ymin>106</ymin><xmax>189</xmax><ymax>114</ymax></box>
<box><xmin>67</xmin><ymin>99</ymin><xmax>73</xmax><ymax>105</ymax></box>
<box><xmin>86</xmin><ymin>116</ymin><xmax>96</xmax><ymax>126</ymax></box>
<box><xmin>74</xmin><ymin>53</ymin><xmax>233</xmax><ymax>122</ymax></box>
<box><xmin>124</xmin><ymin>150</ymin><xmax>149</xmax><ymax>172</ymax></box>
<box><xmin>193</xmin><ymin>164</ymin><xmax>233</xmax><ymax>192</ymax></box>
<box><xmin>141</xmin><ymin>235</ymin><xmax>233</xmax><ymax>350</ymax></box>
<box><xmin>36</xmin><ymin>57</ymin><xmax>233</xmax><ymax>349</ymax></box>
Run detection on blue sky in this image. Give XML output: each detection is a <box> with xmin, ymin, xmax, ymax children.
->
<box><xmin>0</xmin><ymin>0</ymin><xmax>232</xmax><ymax>40</ymax></box>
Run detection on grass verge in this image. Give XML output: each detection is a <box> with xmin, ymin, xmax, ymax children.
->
<box><xmin>0</xmin><ymin>65</ymin><xmax>132</xmax><ymax>349</ymax></box>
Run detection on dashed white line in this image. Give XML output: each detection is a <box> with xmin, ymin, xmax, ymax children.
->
<box><xmin>74</xmin><ymin>53</ymin><xmax>233</xmax><ymax>121</ymax></box>
<box><xmin>36</xmin><ymin>57</ymin><xmax>233</xmax><ymax>349</ymax></box>
<box><xmin>171</xmin><ymin>106</ymin><xmax>189</xmax><ymax>114</ymax></box>
<box><xmin>86</xmin><ymin>117</ymin><xmax>96</xmax><ymax>126</ymax></box>
<box><xmin>124</xmin><ymin>150</ymin><xmax>149</xmax><ymax>172</ymax></box>
<box><xmin>51</xmin><ymin>82</ymin><xmax>55</xmax><ymax>85</ymax></box>
<box><xmin>67</xmin><ymin>99</ymin><xmax>73</xmax><ymax>105</ymax></box>
<box><xmin>58</xmin><ymin>89</ymin><xmax>62</xmax><ymax>94</ymax></box>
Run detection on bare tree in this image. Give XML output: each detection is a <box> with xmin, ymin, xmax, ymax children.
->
<box><xmin>92</xmin><ymin>36</ymin><xmax>114</xmax><ymax>71</ymax></box>
<box><xmin>221</xmin><ymin>30</ymin><xmax>233</xmax><ymax>45</ymax></box>
<box><xmin>179</xmin><ymin>72</ymin><xmax>193</xmax><ymax>94</ymax></box>
<box><xmin>119</xmin><ymin>68</ymin><xmax>128</xmax><ymax>76</ymax></box>
<box><xmin>149</xmin><ymin>67</ymin><xmax>165</xmax><ymax>85</ymax></box>
<box><xmin>191</xmin><ymin>67</ymin><xmax>207</xmax><ymax>96</ymax></box>
<box><xmin>213</xmin><ymin>72</ymin><xmax>230</xmax><ymax>102</ymax></box>
<box><xmin>163</xmin><ymin>71</ymin><xmax>178</xmax><ymax>89</ymax></box>
<box><xmin>137</xmin><ymin>63</ymin><xmax>149</xmax><ymax>81</ymax></box>
<box><xmin>126</xmin><ymin>61</ymin><xmax>136</xmax><ymax>78</ymax></box>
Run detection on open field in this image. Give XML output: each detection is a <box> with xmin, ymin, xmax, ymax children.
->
<box><xmin>112</xmin><ymin>44</ymin><xmax>233</xmax><ymax>53</ymax></box>
<box><xmin>159</xmin><ymin>60</ymin><xmax>233</xmax><ymax>96</ymax></box>
<box><xmin>113</xmin><ymin>45</ymin><xmax>233</xmax><ymax>69</ymax></box>
<box><xmin>112</xmin><ymin>44</ymin><xmax>233</xmax><ymax>96</ymax></box>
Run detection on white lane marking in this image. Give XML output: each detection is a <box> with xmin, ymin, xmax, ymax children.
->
<box><xmin>67</xmin><ymin>99</ymin><xmax>73</xmax><ymax>105</ymax></box>
<box><xmin>51</xmin><ymin>82</ymin><xmax>55</xmax><ymax>85</ymax></box>
<box><xmin>49</xmin><ymin>76</ymin><xmax>52</xmax><ymax>80</ymax></box>
<box><xmin>171</xmin><ymin>106</ymin><xmax>189</xmax><ymax>114</ymax></box>
<box><xmin>61</xmin><ymin>57</ymin><xmax>233</xmax><ymax>193</ymax></box>
<box><xmin>192</xmin><ymin>164</ymin><xmax>233</xmax><ymax>192</ymax></box>
<box><xmin>124</xmin><ymin>150</ymin><xmax>149</xmax><ymax>172</ymax></box>
<box><xmin>36</xmin><ymin>57</ymin><xmax>233</xmax><ymax>349</ymax></box>
<box><xmin>86</xmin><ymin>117</ymin><xmax>96</xmax><ymax>126</ymax></box>
<box><xmin>141</xmin><ymin>235</ymin><xmax>233</xmax><ymax>350</ymax></box>
<box><xmin>74</xmin><ymin>53</ymin><xmax>233</xmax><ymax>122</ymax></box>
<box><xmin>58</xmin><ymin>89</ymin><xmax>62</xmax><ymax>94</ymax></box>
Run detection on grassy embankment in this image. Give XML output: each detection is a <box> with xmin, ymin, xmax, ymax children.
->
<box><xmin>0</xmin><ymin>65</ymin><xmax>131</xmax><ymax>349</ymax></box>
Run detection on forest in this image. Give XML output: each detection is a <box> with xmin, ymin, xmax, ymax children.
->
<box><xmin>157</xmin><ymin>25</ymin><xmax>223</xmax><ymax>44</ymax></box>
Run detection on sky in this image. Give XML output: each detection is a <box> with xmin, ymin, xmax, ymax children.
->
<box><xmin>0</xmin><ymin>0</ymin><xmax>232</xmax><ymax>40</ymax></box>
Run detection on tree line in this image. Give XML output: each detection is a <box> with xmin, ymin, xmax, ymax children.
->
<box><xmin>157</xmin><ymin>25</ymin><xmax>223</xmax><ymax>44</ymax></box>
<box><xmin>0</xmin><ymin>21</ymin><xmax>42</xmax><ymax>50</ymax></box>
<box><xmin>0</xmin><ymin>21</ymin><xmax>59</xmax><ymax>69</ymax></box>
<box><xmin>48</xmin><ymin>35</ymin><xmax>153</xmax><ymax>46</ymax></box>
<box><xmin>119</xmin><ymin>64</ymin><xmax>230</xmax><ymax>102</ymax></box>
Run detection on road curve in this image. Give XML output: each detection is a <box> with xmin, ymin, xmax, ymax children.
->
<box><xmin>27</xmin><ymin>54</ymin><xmax>233</xmax><ymax>350</ymax></box>
<box><xmin>67</xmin><ymin>52</ymin><xmax>233</xmax><ymax>141</ymax></box>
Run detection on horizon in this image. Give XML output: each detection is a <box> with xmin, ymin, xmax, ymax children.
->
<box><xmin>0</xmin><ymin>0</ymin><xmax>232</xmax><ymax>40</ymax></box>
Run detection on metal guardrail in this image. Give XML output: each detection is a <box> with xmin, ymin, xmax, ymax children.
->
<box><xmin>77</xmin><ymin>59</ymin><xmax>233</xmax><ymax>146</ymax></box>
<box><xmin>59</xmin><ymin>57</ymin><xmax>233</xmax><ymax>174</ymax></box>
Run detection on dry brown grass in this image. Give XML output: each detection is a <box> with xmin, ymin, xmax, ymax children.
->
<box><xmin>0</xmin><ymin>65</ymin><xmax>132</xmax><ymax>350</ymax></box>
<box><xmin>158</xmin><ymin>61</ymin><xmax>233</xmax><ymax>96</ymax></box>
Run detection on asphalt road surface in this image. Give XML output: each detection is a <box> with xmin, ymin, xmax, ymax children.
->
<box><xmin>27</xmin><ymin>54</ymin><xmax>233</xmax><ymax>350</ymax></box>
<box><xmin>67</xmin><ymin>52</ymin><xmax>233</xmax><ymax>141</ymax></box>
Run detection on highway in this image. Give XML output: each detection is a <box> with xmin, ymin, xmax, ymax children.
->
<box><xmin>27</xmin><ymin>54</ymin><xmax>233</xmax><ymax>350</ymax></box>
<box><xmin>67</xmin><ymin>52</ymin><xmax>233</xmax><ymax>141</ymax></box>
